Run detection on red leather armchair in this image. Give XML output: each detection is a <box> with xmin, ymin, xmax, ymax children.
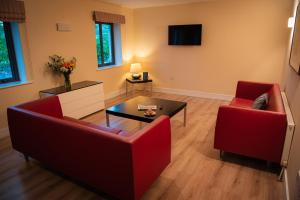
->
<box><xmin>7</xmin><ymin>96</ymin><xmax>171</xmax><ymax>200</ymax></box>
<box><xmin>214</xmin><ymin>81</ymin><xmax>287</xmax><ymax>163</ymax></box>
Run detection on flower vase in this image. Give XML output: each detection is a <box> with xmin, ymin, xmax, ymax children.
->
<box><xmin>63</xmin><ymin>73</ymin><xmax>71</xmax><ymax>91</ymax></box>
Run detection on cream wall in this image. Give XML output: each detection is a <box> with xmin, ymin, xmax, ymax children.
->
<box><xmin>284</xmin><ymin>0</ymin><xmax>300</xmax><ymax>199</ymax></box>
<box><xmin>133</xmin><ymin>0</ymin><xmax>292</xmax><ymax>95</ymax></box>
<box><xmin>0</xmin><ymin>0</ymin><xmax>135</xmax><ymax>129</ymax></box>
<box><xmin>0</xmin><ymin>0</ymin><xmax>293</xmax><ymax>130</ymax></box>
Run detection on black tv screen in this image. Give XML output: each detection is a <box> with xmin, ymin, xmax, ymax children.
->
<box><xmin>168</xmin><ymin>24</ymin><xmax>202</xmax><ymax>45</ymax></box>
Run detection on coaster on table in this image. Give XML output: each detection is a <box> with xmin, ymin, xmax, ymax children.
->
<box><xmin>138</xmin><ymin>104</ymin><xmax>157</xmax><ymax>110</ymax></box>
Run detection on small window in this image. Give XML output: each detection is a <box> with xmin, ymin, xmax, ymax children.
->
<box><xmin>0</xmin><ymin>21</ymin><xmax>19</xmax><ymax>83</ymax></box>
<box><xmin>95</xmin><ymin>22</ymin><xmax>115</xmax><ymax>67</ymax></box>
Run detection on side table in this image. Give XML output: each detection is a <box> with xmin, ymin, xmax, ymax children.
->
<box><xmin>126</xmin><ymin>78</ymin><xmax>153</xmax><ymax>96</ymax></box>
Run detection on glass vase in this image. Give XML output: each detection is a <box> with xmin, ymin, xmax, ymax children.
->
<box><xmin>63</xmin><ymin>73</ymin><xmax>71</xmax><ymax>91</ymax></box>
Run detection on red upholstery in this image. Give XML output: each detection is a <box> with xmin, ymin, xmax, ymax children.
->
<box><xmin>214</xmin><ymin>81</ymin><xmax>287</xmax><ymax>163</ymax></box>
<box><xmin>267</xmin><ymin>84</ymin><xmax>285</xmax><ymax>113</ymax></box>
<box><xmin>229</xmin><ymin>98</ymin><xmax>253</xmax><ymax>108</ymax></box>
<box><xmin>7</xmin><ymin>96</ymin><xmax>171</xmax><ymax>200</ymax></box>
<box><xmin>235</xmin><ymin>81</ymin><xmax>273</xmax><ymax>100</ymax></box>
<box><xmin>18</xmin><ymin>96</ymin><xmax>63</xmax><ymax>118</ymax></box>
<box><xmin>130</xmin><ymin>118</ymin><xmax>171</xmax><ymax>199</ymax></box>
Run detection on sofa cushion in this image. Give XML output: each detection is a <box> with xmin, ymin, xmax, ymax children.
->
<box><xmin>252</xmin><ymin>93</ymin><xmax>268</xmax><ymax>110</ymax></box>
<box><xmin>63</xmin><ymin>116</ymin><xmax>122</xmax><ymax>134</ymax></box>
<box><xmin>230</xmin><ymin>98</ymin><xmax>253</xmax><ymax>108</ymax></box>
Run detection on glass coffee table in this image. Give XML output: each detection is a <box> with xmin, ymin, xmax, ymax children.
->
<box><xmin>106</xmin><ymin>96</ymin><xmax>187</xmax><ymax>127</ymax></box>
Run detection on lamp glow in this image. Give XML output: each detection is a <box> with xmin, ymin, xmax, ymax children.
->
<box><xmin>130</xmin><ymin>63</ymin><xmax>142</xmax><ymax>79</ymax></box>
<box><xmin>288</xmin><ymin>17</ymin><xmax>295</xmax><ymax>28</ymax></box>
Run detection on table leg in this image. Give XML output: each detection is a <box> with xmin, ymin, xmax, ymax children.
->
<box><xmin>184</xmin><ymin>106</ymin><xmax>187</xmax><ymax>127</ymax></box>
<box><xmin>139</xmin><ymin>121</ymin><xmax>143</xmax><ymax>129</ymax></box>
<box><xmin>106</xmin><ymin>112</ymin><xmax>110</xmax><ymax>127</ymax></box>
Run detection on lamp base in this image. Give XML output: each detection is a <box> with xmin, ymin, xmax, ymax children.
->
<box><xmin>132</xmin><ymin>73</ymin><xmax>141</xmax><ymax>80</ymax></box>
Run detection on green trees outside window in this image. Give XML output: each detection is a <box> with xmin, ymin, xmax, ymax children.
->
<box><xmin>95</xmin><ymin>22</ymin><xmax>115</xmax><ymax>67</ymax></box>
<box><xmin>0</xmin><ymin>21</ymin><xmax>19</xmax><ymax>83</ymax></box>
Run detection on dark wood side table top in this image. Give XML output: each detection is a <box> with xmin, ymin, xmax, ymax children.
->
<box><xmin>106</xmin><ymin>96</ymin><xmax>187</xmax><ymax>123</ymax></box>
<box><xmin>39</xmin><ymin>80</ymin><xmax>102</xmax><ymax>95</ymax></box>
<box><xmin>126</xmin><ymin>78</ymin><xmax>153</xmax><ymax>83</ymax></box>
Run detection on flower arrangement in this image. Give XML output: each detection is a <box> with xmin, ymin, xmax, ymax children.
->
<box><xmin>47</xmin><ymin>55</ymin><xmax>76</xmax><ymax>91</ymax></box>
<box><xmin>47</xmin><ymin>55</ymin><xmax>76</xmax><ymax>74</ymax></box>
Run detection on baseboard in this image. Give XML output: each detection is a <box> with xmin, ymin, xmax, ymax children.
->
<box><xmin>154</xmin><ymin>87</ymin><xmax>233</xmax><ymax>101</ymax></box>
<box><xmin>105</xmin><ymin>87</ymin><xmax>233</xmax><ymax>101</ymax></box>
<box><xmin>105</xmin><ymin>89</ymin><xmax>126</xmax><ymax>100</ymax></box>
<box><xmin>284</xmin><ymin>169</ymin><xmax>290</xmax><ymax>200</ymax></box>
<box><xmin>0</xmin><ymin>127</ymin><xmax>9</xmax><ymax>139</ymax></box>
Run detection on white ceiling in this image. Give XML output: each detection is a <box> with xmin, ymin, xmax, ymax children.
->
<box><xmin>101</xmin><ymin>0</ymin><xmax>214</xmax><ymax>9</ymax></box>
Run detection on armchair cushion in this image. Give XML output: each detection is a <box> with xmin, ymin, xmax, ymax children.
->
<box><xmin>252</xmin><ymin>93</ymin><xmax>268</xmax><ymax>110</ymax></box>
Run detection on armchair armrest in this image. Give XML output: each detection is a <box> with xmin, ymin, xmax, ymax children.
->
<box><xmin>214</xmin><ymin>105</ymin><xmax>287</xmax><ymax>162</ymax></box>
<box><xmin>235</xmin><ymin>81</ymin><xmax>273</xmax><ymax>100</ymax></box>
<box><xmin>129</xmin><ymin>116</ymin><xmax>171</xmax><ymax>200</ymax></box>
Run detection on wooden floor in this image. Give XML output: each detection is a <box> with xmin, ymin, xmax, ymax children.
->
<box><xmin>0</xmin><ymin>92</ymin><xmax>283</xmax><ymax>200</ymax></box>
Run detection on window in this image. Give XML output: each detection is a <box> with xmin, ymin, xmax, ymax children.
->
<box><xmin>0</xmin><ymin>21</ymin><xmax>19</xmax><ymax>83</ymax></box>
<box><xmin>95</xmin><ymin>22</ymin><xmax>115</xmax><ymax>67</ymax></box>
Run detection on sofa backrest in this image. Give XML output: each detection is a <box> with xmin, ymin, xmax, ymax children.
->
<box><xmin>236</xmin><ymin>81</ymin><xmax>274</xmax><ymax>100</ymax></box>
<box><xmin>235</xmin><ymin>81</ymin><xmax>285</xmax><ymax>113</ymax></box>
<box><xmin>267</xmin><ymin>84</ymin><xmax>285</xmax><ymax>113</ymax></box>
<box><xmin>17</xmin><ymin>96</ymin><xmax>63</xmax><ymax>118</ymax></box>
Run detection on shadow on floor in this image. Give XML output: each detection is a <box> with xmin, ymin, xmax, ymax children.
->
<box><xmin>34</xmin><ymin>161</ymin><xmax>117</xmax><ymax>200</ymax></box>
<box><xmin>220</xmin><ymin>152</ymin><xmax>281</xmax><ymax>175</ymax></box>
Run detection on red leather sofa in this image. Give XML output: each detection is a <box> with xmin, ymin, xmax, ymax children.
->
<box><xmin>7</xmin><ymin>96</ymin><xmax>171</xmax><ymax>200</ymax></box>
<box><xmin>214</xmin><ymin>81</ymin><xmax>287</xmax><ymax>163</ymax></box>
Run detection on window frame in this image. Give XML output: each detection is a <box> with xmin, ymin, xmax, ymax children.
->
<box><xmin>0</xmin><ymin>21</ymin><xmax>20</xmax><ymax>84</ymax></box>
<box><xmin>95</xmin><ymin>22</ymin><xmax>116</xmax><ymax>68</ymax></box>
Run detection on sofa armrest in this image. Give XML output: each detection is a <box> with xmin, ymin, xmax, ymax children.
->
<box><xmin>235</xmin><ymin>81</ymin><xmax>273</xmax><ymax>100</ymax></box>
<box><xmin>214</xmin><ymin>105</ymin><xmax>287</xmax><ymax>162</ymax></box>
<box><xmin>129</xmin><ymin>116</ymin><xmax>171</xmax><ymax>200</ymax></box>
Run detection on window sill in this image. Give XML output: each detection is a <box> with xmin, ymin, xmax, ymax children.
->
<box><xmin>0</xmin><ymin>80</ymin><xmax>33</xmax><ymax>90</ymax></box>
<box><xmin>97</xmin><ymin>64</ymin><xmax>122</xmax><ymax>71</ymax></box>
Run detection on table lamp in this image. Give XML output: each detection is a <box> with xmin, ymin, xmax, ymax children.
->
<box><xmin>130</xmin><ymin>63</ymin><xmax>142</xmax><ymax>79</ymax></box>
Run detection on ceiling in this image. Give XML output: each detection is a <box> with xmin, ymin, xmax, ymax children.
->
<box><xmin>101</xmin><ymin>0</ymin><xmax>214</xmax><ymax>9</ymax></box>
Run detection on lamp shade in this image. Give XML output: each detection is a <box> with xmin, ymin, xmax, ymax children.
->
<box><xmin>130</xmin><ymin>63</ymin><xmax>142</xmax><ymax>73</ymax></box>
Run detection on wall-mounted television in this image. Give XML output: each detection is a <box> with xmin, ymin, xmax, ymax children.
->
<box><xmin>168</xmin><ymin>24</ymin><xmax>202</xmax><ymax>46</ymax></box>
